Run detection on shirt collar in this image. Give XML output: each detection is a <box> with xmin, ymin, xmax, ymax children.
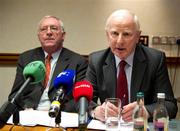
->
<box><xmin>44</xmin><ymin>48</ymin><xmax>62</xmax><ymax>62</ymax></box>
<box><xmin>114</xmin><ymin>51</ymin><xmax>135</xmax><ymax>68</ymax></box>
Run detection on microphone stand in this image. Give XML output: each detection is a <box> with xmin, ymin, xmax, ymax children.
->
<box><xmin>55</xmin><ymin>103</ymin><xmax>65</xmax><ymax>128</ymax></box>
<box><xmin>0</xmin><ymin>77</ymin><xmax>32</xmax><ymax>128</ymax></box>
<box><xmin>0</xmin><ymin>101</ymin><xmax>17</xmax><ymax>128</ymax></box>
<box><xmin>78</xmin><ymin>97</ymin><xmax>88</xmax><ymax>131</ymax></box>
<box><xmin>12</xmin><ymin>111</ymin><xmax>19</xmax><ymax>125</ymax></box>
<box><xmin>79</xmin><ymin>123</ymin><xmax>87</xmax><ymax>131</ymax></box>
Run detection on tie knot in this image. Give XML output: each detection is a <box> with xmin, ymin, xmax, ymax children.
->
<box><xmin>46</xmin><ymin>54</ymin><xmax>52</xmax><ymax>61</ymax></box>
<box><xmin>120</xmin><ymin>60</ymin><xmax>126</xmax><ymax>69</ymax></box>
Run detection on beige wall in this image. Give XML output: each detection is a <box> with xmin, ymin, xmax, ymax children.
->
<box><xmin>0</xmin><ymin>67</ymin><xmax>15</xmax><ymax>104</ymax></box>
<box><xmin>0</xmin><ymin>0</ymin><xmax>180</xmax><ymax>118</ymax></box>
<box><xmin>1</xmin><ymin>0</ymin><xmax>180</xmax><ymax>55</ymax></box>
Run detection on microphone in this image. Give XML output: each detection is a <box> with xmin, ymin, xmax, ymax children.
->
<box><xmin>0</xmin><ymin>61</ymin><xmax>45</xmax><ymax>126</ymax></box>
<box><xmin>12</xmin><ymin>61</ymin><xmax>46</xmax><ymax>103</ymax></box>
<box><xmin>73</xmin><ymin>80</ymin><xmax>93</xmax><ymax>130</ymax></box>
<box><xmin>48</xmin><ymin>69</ymin><xmax>75</xmax><ymax>118</ymax></box>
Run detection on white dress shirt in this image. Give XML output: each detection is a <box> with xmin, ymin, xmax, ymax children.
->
<box><xmin>36</xmin><ymin>49</ymin><xmax>61</xmax><ymax>111</ymax></box>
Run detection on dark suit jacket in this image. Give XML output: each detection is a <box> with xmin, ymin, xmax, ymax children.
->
<box><xmin>8</xmin><ymin>47</ymin><xmax>88</xmax><ymax>112</ymax></box>
<box><xmin>86</xmin><ymin>44</ymin><xmax>177</xmax><ymax>119</ymax></box>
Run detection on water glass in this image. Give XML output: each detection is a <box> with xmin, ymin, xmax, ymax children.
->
<box><xmin>105</xmin><ymin>98</ymin><xmax>121</xmax><ymax>131</ymax></box>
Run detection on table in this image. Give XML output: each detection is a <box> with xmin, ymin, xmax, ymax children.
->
<box><xmin>0</xmin><ymin>124</ymin><xmax>63</xmax><ymax>131</ymax></box>
<box><xmin>1</xmin><ymin>120</ymin><xmax>180</xmax><ymax>131</ymax></box>
<box><xmin>0</xmin><ymin>124</ymin><xmax>96</xmax><ymax>131</ymax></box>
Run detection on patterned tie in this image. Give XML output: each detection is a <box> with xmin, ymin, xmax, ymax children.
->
<box><xmin>117</xmin><ymin>60</ymin><xmax>129</xmax><ymax>106</ymax></box>
<box><xmin>44</xmin><ymin>54</ymin><xmax>52</xmax><ymax>88</ymax></box>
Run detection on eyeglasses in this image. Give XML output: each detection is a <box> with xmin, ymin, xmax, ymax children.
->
<box><xmin>109</xmin><ymin>30</ymin><xmax>136</xmax><ymax>39</ymax></box>
<box><xmin>39</xmin><ymin>25</ymin><xmax>61</xmax><ymax>33</ymax></box>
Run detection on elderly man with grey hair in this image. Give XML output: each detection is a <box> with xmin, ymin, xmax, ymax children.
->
<box><xmin>86</xmin><ymin>9</ymin><xmax>177</xmax><ymax>122</ymax></box>
<box><xmin>8</xmin><ymin>15</ymin><xmax>88</xmax><ymax>112</ymax></box>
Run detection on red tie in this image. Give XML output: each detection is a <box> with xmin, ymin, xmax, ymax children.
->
<box><xmin>44</xmin><ymin>54</ymin><xmax>52</xmax><ymax>88</ymax></box>
<box><xmin>117</xmin><ymin>60</ymin><xmax>129</xmax><ymax>106</ymax></box>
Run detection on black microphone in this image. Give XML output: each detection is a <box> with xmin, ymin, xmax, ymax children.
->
<box><xmin>0</xmin><ymin>61</ymin><xmax>45</xmax><ymax>127</ymax></box>
<box><xmin>73</xmin><ymin>80</ymin><xmax>93</xmax><ymax>130</ymax></box>
<box><xmin>48</xmin><ymin>70</ymin><xmax>75</xmax><ymax>118</ymax></box>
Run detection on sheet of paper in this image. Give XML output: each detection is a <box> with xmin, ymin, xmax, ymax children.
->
<box><xmin>7</xmin><ymin>110</ymin><xmax>37</xmax><ymax>126</ymax></box>
<box><xmin>60</xmin><ymin>112</ymin><xmax>79</xmax><ymax>127</ymax></box>
<box><xmin>7</xmin><ymin>110</ymin><xmax>133</xmax><ymax>130</ymax></box>
<box><xmin>87</xmin><ymin>119</ymin><xmax>134</xmax><ymax>131</ymax></box>
<box><xmin>87</xmin><ymin>119</ymin><xmax>106</xmax><ymax>130</ymax></box>
<box><xmin>7</xmin><ymin>110</ymin><xmax>78</xmax><ymax>128</ymax></box>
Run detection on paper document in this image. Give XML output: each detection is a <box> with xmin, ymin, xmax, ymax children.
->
<box><xmin>87</xmin><ymin>119</ymin><xmax>133</xmax><ymax>130</ymax></box>
<box><xmin>7</xmin><ymin>110</ymin><xmax>134</xmax><ymax>130</ymax></box>
<box><xmin>7</xmin><ymin>110</ymin><xmax>78</xmax><ymax>128</ymax></box>
<box><xmin>87</xmin><ymin>119</ymin><xmax>106</xmax><ymax>130</ymax></box>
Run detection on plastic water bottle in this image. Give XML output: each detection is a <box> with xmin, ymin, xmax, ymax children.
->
<box><xmin>133</xmin><ymin>92</ymin><xmax>148</xmax><ymax>131</ymax></box>
<box><xmin>153</xmin><ymin>93</ymin><xmax>169</xmax><ymax>131</ymax></box>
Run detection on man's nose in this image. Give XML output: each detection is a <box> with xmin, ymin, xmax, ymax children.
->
<box><xmin>47</xmin><ymin>27</ymin><xmax>52</xmax><ymax>33</ymax></box>
<box><xmin>46</xmin><ymin>27</ymin><xmax>53</xmax><ymax>35</ymax></box>
<box><xmin>117</xmin><ymin>34</ymin><xmax>123</xmax><ymax>43</ymax></box>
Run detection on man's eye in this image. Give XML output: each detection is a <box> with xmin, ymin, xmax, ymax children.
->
<box><xmin>123</xmin><ymin>32</ymin><xmax>133</xmax><ymax>37</ymax></box>
<box><xmin>123</xmin><ymin>32</ymin><xmax>130</xmax><ymax>36</ymax></box>
<box><xmin>51</xmin><ymin>27</ymin><xmax>58</xmax><ymax>31</ymax></box>
<box><xmin>112</xmin><ymin>31</ymin><xmax>119</xmax><ymax>36</ymax></box>
<box><xmin>40</xmin><ymin>28</ymin><xmax>47</xmax><ymax>31</ymax></box>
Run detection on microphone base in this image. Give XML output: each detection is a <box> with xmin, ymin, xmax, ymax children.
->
<box><xmin>79</xmin><ymin>124</ymin><xmax>87</xmax><ymax>131</ymax></box>
<box><xmin>0</xmin><ymin>101</ymin><xmax>17</xmax><ymax>128</ymax></box>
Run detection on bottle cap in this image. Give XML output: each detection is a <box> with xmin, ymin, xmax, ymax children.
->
<box><xmin>136</xmin><ymin>92</ymin><xmax>144</xmax><ymax>98</ymax></box>
<box><xmin>157</xmin><ymin>93</ymin><xmax>165</xmax><ymax>98</ymax></box>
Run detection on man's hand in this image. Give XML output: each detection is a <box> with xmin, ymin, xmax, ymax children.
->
<box><xmin>92</xmin><ymin>101</ymin><xmax>120</xmax><ymax>122</ymax></box>
<box><xmin>121</xmin><ymin>101</ymin><xmax>137</xmax><ymax>122</ymax></box>
<box><xmin>92</xmin><ymin>102</ymin><xmax>106</xmax><ymax>121</ymax></box>
<box><xmin>121</xmin><ymin>101</ymin><xmax>149</xmax><ymax>122</ymax></box>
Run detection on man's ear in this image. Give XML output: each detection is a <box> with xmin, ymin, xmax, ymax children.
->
<box><xmin>62</xmin><ymin>32</ymin><xmax>66</xmax><ymax>40</ymax></box>
<box><xmin>136</xmin><ymin>30</ymin><xmax>142</xmax><ymax>43</ymax></box>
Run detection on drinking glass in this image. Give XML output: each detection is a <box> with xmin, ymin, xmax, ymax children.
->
<box><xmin>105</xmin><ymin>98</ymin><xmax>121</xmax><ymax>131</ymax></box>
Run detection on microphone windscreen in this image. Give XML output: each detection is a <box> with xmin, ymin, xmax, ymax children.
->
<box><xmin>73</xmin><ymin>80</ymin><xmax>93</xmax><ymax>102</ymax></box>
<box><xmin>23</xmin><ymin>61</ymin><xmax>46</xmax><ymax>84</ymax></box>
<box><xmin>53</xmin><ymin>69</ymin><xmax>75</xmax><ymax>94</ymax></box>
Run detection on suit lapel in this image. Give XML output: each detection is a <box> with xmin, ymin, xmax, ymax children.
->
<box><xmin>49</xmin><ymin>48</ymin><xmax>71</xmax><ymax>91</ymax></box>
<box><xmin>34</xmin><ymin>48</ymin><xmax>45</xmax><ymax>87</ymax></box>
<box><xmin>103</xmin><ymin>51</ymin><xmax>117</xmax><ymax>98</ymax></box>
<box><xmin>130</xmin><ymin>45</ymin><xmax>147</xmax><ymax>102</ymax></box>
<box><xmin>34</xmin><ymin>47</ymin><xmax>45</xmax><ymax>62</ymax></box>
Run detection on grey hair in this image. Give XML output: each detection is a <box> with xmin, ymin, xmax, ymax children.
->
<box><xmin>105</xmin><ymin>9</ymin><xmax>140</xmax><ymax>31</ymax></box>
<box><xmin>38</xmin><ymin>15</ymin><xmax>65</xmax><ymax>33</ymax></box>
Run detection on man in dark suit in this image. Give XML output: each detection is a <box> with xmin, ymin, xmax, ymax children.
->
<box><xmin>8</xmin><ymin>16</ymin><xmax>88</xmax><ymax>112</ymax></box>
<box><xmin>86</xmin><ymin>9</ymin><xmax>177</xmax><ymax>122</ymax></box>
